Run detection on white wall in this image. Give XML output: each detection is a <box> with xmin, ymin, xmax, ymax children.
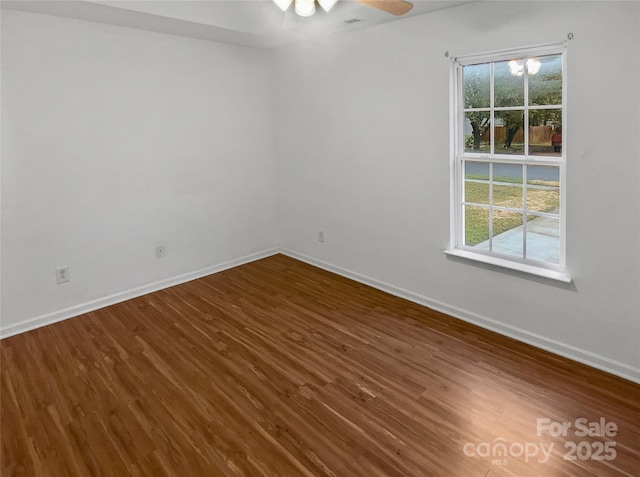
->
<box><xmin>274</xmin><ymin>1</ymin><xmax>640</xmax><ymax>380</ymax></box>
<box><xmin>1</xmin><ymin>10</ymin><xmax>278</xmax><ymax>333</ymax></box>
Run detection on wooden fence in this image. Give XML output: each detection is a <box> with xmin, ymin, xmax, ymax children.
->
<box><xmin>485</xmin><ymin>125</ymin><xmax>555</xmax><ymax>145</ymax></box>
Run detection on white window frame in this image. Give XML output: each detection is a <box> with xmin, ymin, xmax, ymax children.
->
<box><xmin>445</xmin><ymin>43</ymin><xmax>571</xmax><ymax>283</ymax></box>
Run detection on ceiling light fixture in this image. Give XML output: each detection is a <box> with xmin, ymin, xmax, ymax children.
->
<box><xmin>273</xmin><ymin>0</ymin><xmax>413</xmax><ymax>17</ymax></box>
<box><xmin>273</xmin><ymin>0</ymin><xmax>339</xmax><ymax>17</ymax></box>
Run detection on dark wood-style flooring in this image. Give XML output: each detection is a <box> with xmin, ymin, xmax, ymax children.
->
<box><xmin>2</xmin><ymin>254</ymin><xmax>639</xmax><ymax>476</ymax></box>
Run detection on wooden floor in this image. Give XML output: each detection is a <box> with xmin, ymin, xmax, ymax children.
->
<box><xmin>2</xmin><ymin>255</ymin><xmax>639</xmax><ymax>476</ymax></box>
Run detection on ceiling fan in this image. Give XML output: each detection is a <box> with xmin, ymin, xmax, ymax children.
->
<box><xmin>273</xmin><ymin>0</ymin><xmax>413</xmax><ymax>18</ymax></box>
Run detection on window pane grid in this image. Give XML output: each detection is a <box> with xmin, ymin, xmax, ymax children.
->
<box><xmin>452</xmin><ymin>46</ymin><xmax>566</xmax><ymax>274</ymax></box>
<box><xmin>457</xmin><ymin>46</ymin><xmax>564</xmax><ymax>264</ymax></box>
<box><xmin>458</xmin><ymin>156</ymin><xmax>563</xmax><ymax>263</ymax></box>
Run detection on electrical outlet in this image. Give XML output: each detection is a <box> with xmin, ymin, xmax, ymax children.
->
<box><xmin>55</xmin><ymin>266</ymin><xmax>69</xmax><ymax>284</ymax></box>
<box><xmin>318</xmin><ymin>231</ymin><xmax>325</xmax><ymax>243</ymax></box>
<box><xmin>156</xmin><ymin>245</ymin><xmax>166</xmax><ymax>258</ymax></box>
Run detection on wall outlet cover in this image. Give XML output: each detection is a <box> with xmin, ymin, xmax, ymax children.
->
<box><xmin>55</xmin><ymin>266</ymin><xmax>70</xmax><ymax>284</ymax></box>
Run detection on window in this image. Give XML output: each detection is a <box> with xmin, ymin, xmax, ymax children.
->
<box><xmin>447</xmin><ymin>44</ymin><xmax>570</xmax><ymax>282</ymax></box>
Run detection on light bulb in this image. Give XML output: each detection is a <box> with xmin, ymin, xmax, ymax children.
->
<box><xmin>526</xmin><ymin>58</ymin><xmax>541</xmax><ymax>75</ymax></box>
<box><xmin>295</xmin><ymin>0</ymin><xmax>316</xmax><ymax>17</ymax></box>
<box><xmin>508</xmin><ymin>60</ymin><xmax>524</xmax><ymax>77</ymax></box>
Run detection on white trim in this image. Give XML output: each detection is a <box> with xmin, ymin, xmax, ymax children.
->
<box><xmin>452</xmin><ymin>42</ymin><xmax>567</xmax><ymax>65</ymax></box>
<box><xmin>0</xmin><ymin>248</ymin><xmax>280</xmax><ymax>339</ymax></box>
<box><xmin>280</xmin><ymin>249</ymin><xmax>638</xmax><ymax>384</ymax></box>
<box><xmin>461</xmin><ymin>155</ymin><xmax>562</xmax><ymax>165</ymax></box>
<box><xmin>444</xmin><ymin>248</ymin><xmax>571</xmax><ymax>283</ymax></box>
<box><xmin>448</xmin><ymin>57</ymin><xmax>459</xmax><ymax>251</ymax></box>
<box><xmin>559</xmin><ymin>47</ymin><xmax>568</xmax><ymax>271</ymax></box>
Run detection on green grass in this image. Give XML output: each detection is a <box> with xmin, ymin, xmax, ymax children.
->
<box><xmin>465</xmin><ymin>206</ymin><xmax>526</xmax><ymax>246</ymax></box>
<box><xmin>464</xmin><ymin>206</ymin><xmax>490</xmax><ymax>245</ymax></box>
<box><xmin>464</xmin><ymin>181</ymin><xmax>559</xmax><ymax>246</ymax></box>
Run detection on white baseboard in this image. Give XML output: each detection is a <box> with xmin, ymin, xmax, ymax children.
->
<box><xmin>4</xmin><ymin>247</ymin><xmax>638</xmax><ymax>384</ymax></box>
<box><xmin>281</xmin><ymin>249</ymin><xmax>640</xmax><ymax>385</ymax></box>
<box><xmin>0</xmin><ymin>248</ymin><xmax>280</xmax><ymax>339</ymax></box>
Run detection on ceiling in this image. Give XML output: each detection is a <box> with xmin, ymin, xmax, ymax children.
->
<box><xmin>2</xmin><ymin>0</ymin><xmax>471</xmax><ymax>48</ymax></box>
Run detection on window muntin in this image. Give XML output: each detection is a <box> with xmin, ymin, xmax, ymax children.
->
<box><xmin>452</xmin><ymin>46</ymin><xmax>566</xmax><ymax>274</ymax></box>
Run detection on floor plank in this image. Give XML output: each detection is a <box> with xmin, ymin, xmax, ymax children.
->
<box><xmin>2</xmin><ymin>254</ymin><xmax>639</xmax><ymax>476</ymax></box>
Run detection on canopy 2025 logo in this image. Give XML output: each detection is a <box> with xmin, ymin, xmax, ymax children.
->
<box><xmin>462</xmin><ymin>417</ymin><xmax>618</xmax><ymax>466</ymax></box>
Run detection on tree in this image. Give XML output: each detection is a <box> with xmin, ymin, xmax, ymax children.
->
<box><xmin>463</xmin><ymin>65</ymin><xmax>490</xmax><ymax>151</ymax></box>
<box><xmin>467</xmin><ymin>112</ymin><xmax>490</xmax><ymax>151</ymax></box>
<box><xmin>496</xmin><ymin>110</ymin><xmax>523</xmax><ymax>149</ymax></box>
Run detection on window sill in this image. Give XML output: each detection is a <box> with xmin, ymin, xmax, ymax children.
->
<box><xmin>444</xmin><ymin>248</ymin><xmax>572</xmax><ymax>283</ymax></box>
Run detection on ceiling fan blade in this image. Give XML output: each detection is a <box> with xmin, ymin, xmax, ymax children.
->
<box><xmin>355</xmin><ymin>0</ymin><xmax>414</xmax><ymax>16</ymax></box>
